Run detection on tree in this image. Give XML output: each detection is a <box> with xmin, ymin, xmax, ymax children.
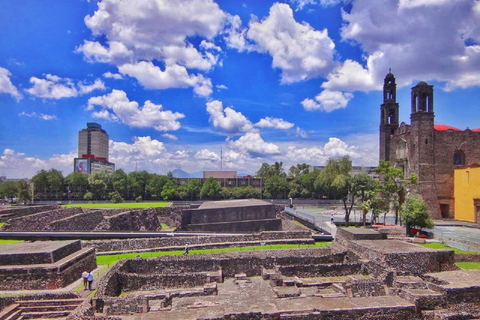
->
<box><xmin>185</xmin><ymin>179</ymin><xmax>202</xmax><ymax>200</ymax></box>
<box><xmin>146</xmin><ymin>174</ymin><xmax>169</xmax><ymax>199</ymax></box>
<box><xmin>17</xmin><ymin>180</ymin><xmax>32</xmax><ymax>204</ymax></box>
<box><xmin>88</xmin><ymin>169</ymin><xmax>112</xmax><ymax>200</ymax></box>
<box><xmin>256</xmin><ymin>162</ymin><xmax>286</xmax><ymax>179</ymax></box>
<box><xmin>351</xmin><ymin>173</ymin><xmax>375</xmax><ymax>227</ymax></box>
<box><xmin>0</xmin><ymin>181</ymin><xmax>20</xmax><ymax>199</ymax></box>
<box><xmin>161</xmin><ymin>179</ymin><xmax>178</xmax><ymax>200</ymax></box>
<box><xmin>46</xmin><ymin>169</ymin><xmax>64</xmax><ymax>191</ymax></box>
<box><xmin>288</xmin><ymin>163</ymin><xmax>310</xmax><ymax>178</ymax></box>
<box><xmin>314</xmin><ymin>156</ymin><xmax>353</xmax><ymax>225</ymax></box>
<box><xmin>401</xmin><ymin>193</ymin><xmax>434</xmax><ymax>236</ymax></box>
<box><xmin>112</xmin><ymin>169</ymin><xmax>128</xmax><ymax>198</ymax></box>
<box><xmin>264</xmin><ymin>175</ymin><xmax>289</xmax><ymax>199</ymax></box>
<box><xmin>200</xmin><ymin>177</ymin><xmax>221</xmax><ymax>199</ymax></box>
<box><xmin>65</xmin><ymin>172</ymin><xmax>89</xmax><ymax>199</ymax></box>
<box><xmin>109</xmin><ymin>191</ymin><xmax>124</xmax><ymax>203</ymax></box>
<box><xmin>127</xmin><ymin>170</ymin><xmax>150</xmax><ymax>199</ymax></box>
<box><xmin>376</xmin><ymin>160</ymin><xmax>418</xmax><ymax>225</ymax></box>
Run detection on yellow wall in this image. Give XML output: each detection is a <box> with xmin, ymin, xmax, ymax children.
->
<box><xmin>454</xmin><ymin>167</ymin><xmax>480</xmax><ymax>222</ymax></box>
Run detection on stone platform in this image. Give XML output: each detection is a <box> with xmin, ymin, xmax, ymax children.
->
<box><xmin>0</xmin><ymin>240</ymin><xmax>96</xmax><ymax>290</ymax></box>
<box><xmin>181</xmin><ymin>199</ymin><xmax>283</xmax><ymax>232</ymax></box>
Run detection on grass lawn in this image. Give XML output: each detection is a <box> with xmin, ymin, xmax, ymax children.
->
<box><xmin>417</xmin><ymin>242</ymin><xmax>478</xmax><ymax>255</ymax></box>
<box><xmin>0</xmin><ymin>222</ymin><xmax>4</xmax><ymax>227</ymax></box>
<box><xmin>97</xmin><ymin>242</ymin><xmax>332</xmax><ymax>266</ymax></box>
<box><xmin>62</xmin><ymin>202</ymin><xmax>171</xmax><ymax>209</ymax></box>
<box><xmin>456</xmin><ymin>262</ymin><xmax>480</xmax><ymax>270</ymax></box>
<box><xmin>0</xmin><ymin>239</ymin><xmax>24</xmax><ymax>245</ymax></box>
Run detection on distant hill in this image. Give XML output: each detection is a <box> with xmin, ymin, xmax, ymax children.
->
<box><xmin>171</xmin><ymin>169</ymin><xmax>192</xmax><ymax>178</ymax></box>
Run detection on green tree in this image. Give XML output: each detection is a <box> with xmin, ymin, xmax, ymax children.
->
<box><xmin>0</xmin><ymin>181</ymin><xmax>20</xmax><ymax>199</ymax></box>
<box><xmin>287</xmin><ymin>163</ymin><xmax>310</xmax><ymax>178</ymax></box>
<box><xmin>376</xmin><ymin>160</ymin><xmax>418</xmax><ymax>225</ymax></box>
<box><xmin>17</xmin><ymin>180</ymin><xmax>32</xmax><ymax>204</ymax></box>
<box><xmin>109</xmin><ymin>191</ymin><xmax>124</xmax><ymax>203</ymax></box>
<box><xmin>264</xmin><ymin>175</ymin><xmax>289</xmax><ymax>199</ymax></box>
<box><xmin>256</xmin><ymin>162</ymin><xmax>286</xmax><ymax>179</ymax></box>
<box><xmin>84</xmin><ymin>191</ymin><xmax>93</xmax><ymax>201</ymax></box>
<box><xmin>46</xmin><ymin>169</ymin><xmax>64</xmax><ymax>191</ymax></box>
<box><xmin>200</xmin><ymin>177</ymin><xmax>221</xmax><ymax>199</ymax></box>
<box><xmin>31</xmin><ymin>170</ymin><xmax>49</xmax><ymax>191</ymax></box>
<box><xmin>112</xmin><ymin>169</ymin><xmax>128</xmax><ymax>198</ymax></box>
<box><xmin>314</xmin><ymin>156</ymin><xmax>353</xmax><ymax>226</ymax></box>
<box><xmin>185</xmin><ymin>179</ymin><xmax>202</xmax><ymax>200</ymax></box>
<box><xmin>65</xmin><ymin>172</ymin><xmax>89</xmax><ymax>199</ymax></box>
<box><xmin>146</xmin><ymin>174</ymin><xmax>169</xmax><ymax>199</ymax></box>
<box><xmin>88</xmin><ymin>169</ymin><xmax>112</xmax><ymax>200</ymax></box>
<box><xmin>351</xmin><ymin>173</ymin><xmax>375</xmax><ymax>227</ymax></box>
<box><xmin>401</xmin><ymin>193</ymin><xmax>434</xmax><ymax>235</ymax></box>
<box><xmin>127</xmin><ymin>170</ymin><xmax>150</xmax><ymax>199</ymax></box>
<box><xmin>161</xmin><ymin>179</ymin><xmax>178</xmax><ymax>200</ymax></box>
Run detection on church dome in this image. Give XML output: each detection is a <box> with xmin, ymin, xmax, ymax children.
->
<box><xmin>416</xmin><ymin>81</ymin><xmax>428</xmax><ymax>86</ymax></box>
<box><xmin>434</xmin><ymin>124</ymin><xmax>461</xmax><ymax>131</ymax></box>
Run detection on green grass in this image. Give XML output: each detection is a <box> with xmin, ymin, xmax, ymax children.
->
<box><xmin>74</xmin><ymin>265</ymin><xmax>109</xmax><ymax>293</ymax></box>
<box><xmin>62</xmin><ymin>202</ymin><xmax>170</xmax><ymax>209</ymax></box>
<box><xmin>160</xmin><ymin>223</ymin><xmax>173</xmax><ymax>230</ymax></box>
<box><xmin>0</xmin><ymin>239</ymin><xmax>24</xmax><ymax>245</ymax></box>
<box><xmin>417</xmin><ymin>242</ymin><xmax>478</xmax><ymax>255</ymax></box>
<box><xmin>97</xmin><ymin>242</ymin><xmax>332</xmax><ymax>266</ymax></box>
<box><xmin>456</xmin><ymin>262</ymin><xmax>480</xmax><ymax>270</ymax></box>
<box><xmin>0</xmin><ymin>222</ymin><xmax>4</xmax><ymax>227</ymax></box>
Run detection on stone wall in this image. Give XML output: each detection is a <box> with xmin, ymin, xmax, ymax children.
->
<box><xmin>0</xmin><ymin>292</ymin><xmax>79</xmax><ymax>313</ymax></box>
<box><xmin>186</xmin><ymin>218</ymin><xmax>282</xmax><ymax>232</ymax></box>
<box><xmin>50</xmin><ymin>211</ymin><xmax>104</xmax><ymax>231</ymax></box>
<box><xmin>117</xmin><ymin>271</ymin><xmax>211</xmax><ymax>291</ymax></box>
<box><xmin>0</xmin><ymin>205</ymin><xmax>60</xmax><ymax>223</ymax></box>
<box><xmin>3</xmin><ymin>207</ymin><xmax>83</xmax><ymax>230</ymax></box>
<box><xmin>94</xmin><ymin>209</ymin><xmax>160</xmax><ymax>231</ymax></box>
<box><xmin>0</xmin><ymin>248</ymin><xmax>96</xmax><ymax>290</ymax></box>
<box><xmin>276</xmin><ymin>263</ymin><xmax>362</xmax><ymax>277</ymax></box>
<box><xmin>188</xmin><ymin>204</ymin><xmax>276</xmax><ymax>225</ymax></box>
<box><xmin>83</xmin><ymin>231</ymin><xmax>313</xmax><ymax>253</ymax></box>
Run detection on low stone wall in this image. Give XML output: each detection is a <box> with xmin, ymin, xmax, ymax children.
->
<box><xmin>344</xmin><ymin>279</ymin><xmax>388</xmax><ymax>297</ymax></box>
<box><xmin>3</xmin><ymin>207</ymin><xmax>83</xmax><ymax>231</ymax></box>
<box><xmin>0</xmin><ymin>205</ymin><xmax>61</xmax><ymax>222</ymax></box>
<box><xmin>454</xmin><ymin>254</ymin><xmax>480</xmax><ymax>262</ymax></box>
<box><xmin>277</xmin><ymin>263</ymin><xmax>362</xmax><ymax>277</ymax></box>
<box><xmin>83</xmin><ymin>231</ymin><xmax>313</xmax><ymax>253</ymax></box>
<box><xmin>94</xmin><ymin>209</ymin><xmax>160</xmax><ymax>231</ymax></box>
<box><xmin>187</xmin><ymin>204</ymin><xmax>276</xmax><ymax>225</ymax></box>
<box><xmin>50</xmin><ymin>211</ymin><xmax>104</xmax><ymax>231</ymax></box>
<box><xmin>0</xmin><ymin>248</ymin><xmax>96</xmax><ymax>290</ymax></box>
<box><xmin>0</xmin><ymin>240</ymin><xmax>81</xmax><ymax>265</ymax></box>
<box><xmin>186</xmin><ymin>218</ymin><xmax>283</xmax><ymax>232</ymax></box>
<box><xmin>0</xmin><ymin>292</ymin><xmax>79</xmax><ymax>313</ymax></box>
<box><xmin>117</xmin><ymin>271</ymin><xmax>211</xmax><ymax>291</ymax></box>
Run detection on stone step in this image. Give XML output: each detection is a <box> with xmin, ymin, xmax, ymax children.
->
<box><xmin>16</xmin><ymin>300</ymin><xmax>83</xmax><ymax>307</ymax></box>
<box><xmin>18</xmin><ymin>305</ymin><xmax>78</xmax><ymax>313</ymax></box>
<box><xmin>398</xmin><ymin>288</ymin><xmax>445</xmax><ymax>310</ymax></box>
<box><xmin>19</xmin><ymin>311</ymin><xmax>70</xmax><ymax>319</ymax></box>
<box><xmin>0</xmin><ymin>304</ymin><xmax>20</xmax><ymax>320</ymax></box>
<box><xmin>395</xmin><ymin>275</ymin><xmax>427</xmax><ymax>289</ymax></box>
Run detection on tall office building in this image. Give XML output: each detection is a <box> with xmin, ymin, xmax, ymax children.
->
<box><xmin>74</xmin><ymin>123</ymin><xmax>114</xmax><ymax>174</ymax></box>
<box><xmin>78</xmin><ymin>122</ymin><xmax>109</xmax><ymax>161</ymax></box>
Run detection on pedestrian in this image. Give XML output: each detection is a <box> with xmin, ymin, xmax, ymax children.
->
<box><xmin>86</xmin><ymin>271</ymin><xmax>94</xmax><ymax>290</ymax></box>
<box><xmin>82</xmin><ymin>271</ymin><xmax>88</xmax><ymax>290</ymax></box>
<box><xmin>330</xmin><ymin>213</ymin><xmax>334</xmax><ymax>224</ymax></box>
<box><xmin>183</xmin><ymin>242</ymin><xmax>189</xmax><ymax>255</ymax></box>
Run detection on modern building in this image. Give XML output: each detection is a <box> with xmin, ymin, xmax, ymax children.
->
<box><xmin>203</xmin><ymin>171</ymin><xmax>237</xmax><ymax>179</ymax></box>
<box><xmin>379</xmin><ymin>72</ymin><xmax>480</xmax><ymax>219</ymax></box>
<box><xmin>78</xmin><ymin>122</ymin><xmax>109</xmax><ymax>161</ymax></box>
<box><xmin>74</xmin><ymin>123</ymin><xmax>115</xmax><ymax>174</ymax></box>
<box><xmin>309</xmin><ymin>166</ymin><xmax>379</xmax><ymax>179</ymax></box>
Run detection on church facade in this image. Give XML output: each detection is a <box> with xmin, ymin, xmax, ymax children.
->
<box><xmin>379</xmin><ymin>72</ymin><xmax>480</xmax><ymax>219</ymax></box>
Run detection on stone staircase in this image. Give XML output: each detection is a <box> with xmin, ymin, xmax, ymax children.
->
<box><xmin>0</xmin><ymin>299</ymin><xmax>83</xmax><ymax>320</ymax></box>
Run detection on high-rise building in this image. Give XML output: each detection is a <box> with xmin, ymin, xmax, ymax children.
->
<box><xmin>74</xmin><ymin>123</ymin><xmax>114</xmax><ymax>174</ymax></box>
<box><xmin>78</xmin><ymin>122</ymin><xmax>109</xmax><ymax>161</ymax></box>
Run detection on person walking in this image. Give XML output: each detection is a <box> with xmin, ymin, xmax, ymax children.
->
<box><xmin>86</xmin><ymin>271</ymin><xmax>94</xmax><ymax>290</ymax></box>
<box><xmin>82</xmin><ymin>271</ymin><xmax>88</xmax><ymax>290</ymax></box>
<box><xmin>330</xmin><ymin>213</ymin><xmax>334</xmax><ymax>224</ymax></box>
<box><xmin>183</xmin><ymin>242</ymin><xmax>189</xmax><ymax>255</ymax></box>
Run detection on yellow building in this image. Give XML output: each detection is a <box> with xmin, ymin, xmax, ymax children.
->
<box><xmin>454</xmin><ymin>167</ymin><xmax>480</xmax><ymax>222</ymax></box>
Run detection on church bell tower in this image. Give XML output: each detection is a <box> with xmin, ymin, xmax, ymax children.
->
<box><xmin>379</xmin><ymin>70</ymin><xmax>399</xmax><ymax>162</ymax></box>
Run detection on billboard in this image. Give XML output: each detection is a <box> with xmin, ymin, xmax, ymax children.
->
<box><xmin>74</xmin><ymin>159</ymin><xmax>90</xmax><ymax>174</ymax></box>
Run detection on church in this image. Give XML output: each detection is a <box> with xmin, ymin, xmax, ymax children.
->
<box><xmin>379</xmin><ymin>72</ymin><xmax>480</xmax><ymax>219</ymax></box>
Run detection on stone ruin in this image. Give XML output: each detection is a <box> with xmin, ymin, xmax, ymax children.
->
<box><xmin>0</xmin><ymin>240</ymin><xmax>96</xmax><ymax>290</ymax></box>
<box><xmin>85</xmin><ymin>227</ymin><xmax>480</xmax><ymax>320</ymax></box>
<box><xmin>181</xmin><ymin>199</ymin><xmax>283</xmax><ymax>232</ymax></box>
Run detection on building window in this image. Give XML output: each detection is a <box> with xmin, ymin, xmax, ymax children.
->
<box><xmin>453</xmin><ymin>150</ymin><xmax>465</xmax><ymax>165</ymax></box>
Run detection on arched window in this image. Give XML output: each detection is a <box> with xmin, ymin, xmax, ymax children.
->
<box><xmin>453</xmin><ymin>150</ymin><xmax>465</xmax><ymax>166</ymax></box>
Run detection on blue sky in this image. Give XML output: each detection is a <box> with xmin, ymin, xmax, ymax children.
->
<box><xmin>1</xmin><ymin>0</ymin><xmax>480</xmax><ymax>178</ymax></box>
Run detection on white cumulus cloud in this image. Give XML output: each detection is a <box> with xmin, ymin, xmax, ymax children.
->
<box><xmin>255</xmin><ymin>117</ymin><xmax>294</xmax><ymax>130</ymax></box>
<box><xmin>206</xmin><ymin>100</ymin><xmax>255</xmax><ymax>134</ymax></box>
<box><xmin>301</xmin><ymin>90</ymin><xmax>353</xmax><ymax>112</ymax></box>
<box><xmin>0</xmin><ymin>67</ymin><xmax>22</xmax><ymax>100</ymax></box>
<box><xmin>87</xmin><ymin>89</ymin><xmax>185</xmax><ymax>131</ymax></box>
<box><xmin>25</xmin><ymin>74</ymin><xmax>105</xmax><ymax>99</ymax></box>
<box><xmin>19</xmin><ymin>112</ymin><xmax>58</xmax><ymax>121</ymax></box>
<box><xmin>229</xmin><ymin>132</ymin><xmax>281</xmax><ymax>156</ymax></box>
